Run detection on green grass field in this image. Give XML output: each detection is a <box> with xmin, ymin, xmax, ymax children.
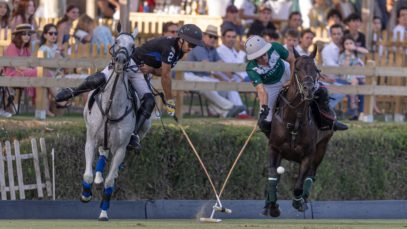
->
<box><xmin>1</xmin><ymin>220</ymin><xmax>407</xmax><ymax>229</ymax></box>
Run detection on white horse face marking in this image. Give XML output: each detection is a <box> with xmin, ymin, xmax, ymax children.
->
<box><xmin>112</xmin><ymin>33</ymin><xmax>134</xmax><ymax>73</ymax></box>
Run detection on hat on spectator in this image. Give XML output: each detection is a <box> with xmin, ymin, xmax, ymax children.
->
<box><xmin>226</xmin><ymin>5</ymin><xmax>238</xmax><ymax>14</ymax></box>
<box><xmin>203</xmin><ymin>25</ymin><xmax>219</xmax><ymax>38</ymax></box>
<box><xmin>12</xmin><ymin>24</ymin><xmax>35</xmax><ymax>35</ymax></box>
<box><xmin>258</xmin><ymin>4</ymin><xmax>272</xmax><ymax>12</ymax></box>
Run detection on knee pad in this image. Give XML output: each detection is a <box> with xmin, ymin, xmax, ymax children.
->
<box><xmin>140</xmin><ymin>93</ymin><xmax>155</xmax><ymax>119</ymax></box>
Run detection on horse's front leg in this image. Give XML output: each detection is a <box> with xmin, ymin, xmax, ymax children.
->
<box><xmin>98</xmin><ymin>146</ymin><xmax>126</xmax><ymax>221</ymax></box>
<box><xmin>81</xmin><ymin>138</ymin><xmax>96</xmax><ymax>203</ymax></box>
<box><xmin>292</xmin><ymin>156</ymin><xmax>312</xmax><ymax>212</ymax></box>
<box><xmin>263</xmin><ymin>146</ymin><xmax>282</xmax><ymax>217</ymax></box>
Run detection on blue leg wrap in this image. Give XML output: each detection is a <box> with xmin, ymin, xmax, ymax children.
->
<box><xmin>82</xmin><ymin>181</ymin><xmax>92</xmax><ymax>197</ymax></box>
<box><xmin>100</xmin><ymin>187</ymin><xmax>114</xmax><ymax>211</ymax></box>
<box><xmin>95</xmin><ymin>155</ymin><xmax>107</xmax><ymax>172</ymax></box>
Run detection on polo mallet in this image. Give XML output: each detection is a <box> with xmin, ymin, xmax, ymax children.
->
<box><xmin>209</xmin><ymin>122</ymin><xmax>258</xmax><ymax>220</ymax></box>
<box><xmin>173</xmin><ymin>116</ymin><xmax>230</xmax><ymax>223</ymax></box>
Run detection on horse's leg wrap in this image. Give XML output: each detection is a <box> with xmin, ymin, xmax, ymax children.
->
<box><xmin>100</xmin><ymin>187</ymin><xmax>113</xmax><ymax>211</ymax></box>
<box><xmin>82</xmin><ymin>180</ymin><xmax>92</xmax><ymax>198</ymax></box>
<box><xmin>95</xmin><ymin>155</ymin><xmax>107</xmax><ymax>173</ymax></box>
<box><xmin>302</xmin><ymin>177</ymin><xmax>314</xmax><ymax>200</ymax></box>
<box><xmin>265</xmin><ymin>176</ymin><xmax>279</xmax><ymax>205</ymax></box>
<box><xmin>55</xmin><ymin>72</ymin><xmax>106</xmax><ymax>102</ymax></box>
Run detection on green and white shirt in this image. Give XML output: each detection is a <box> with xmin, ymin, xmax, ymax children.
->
<box><xmin>246</xmin><ymin>42</ymin><xmax>289</xmax><ymax>86</ymax></box>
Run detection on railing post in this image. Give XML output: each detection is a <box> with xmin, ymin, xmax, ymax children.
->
<box><xmin>35</xmin><ymin>51</ymin><xmax>47</xmax><ymax>120</ymax></box>
<box><xmin>361</xmin><ymin>61</ymin><xmax>376</xmax><ymax>122</ymax></box>
<box><xmin>175</xmin><ymin>71</ymin><xmax>184</xmax><ymax>122</ymax></box>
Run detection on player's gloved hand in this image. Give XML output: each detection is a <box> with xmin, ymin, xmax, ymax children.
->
<box><xmin>166</xmin><ymin>99</ymin><xmax>176</xmax><ymax>116</ymax></box>
<box><xmin>258</xmin><ymin>105</ymin><xmax>270</xmax><ymax>129</ymax></box>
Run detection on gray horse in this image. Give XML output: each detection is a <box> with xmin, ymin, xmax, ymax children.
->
<box><xmin>79</xmin><ymin>28</ymin><xmax>139</xmax><ymax>221</ymax></box>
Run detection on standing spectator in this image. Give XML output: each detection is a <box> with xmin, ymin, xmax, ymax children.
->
<box><xmin>4</xmin><ymin>24</ymin><xmax>37</xmax><ymax>108</ymax></box>
<box><xmin>343</xmin><ymin>13</ymin><xmax>366</xmax><ymax>48</ymax></box>
<box><xmin>393</xmin><ymin>6</ymin><xmax>407</xmax><ymax>43</ymax></box>
<box><xmin>221</xmin><ymin>5</ymin><xmax>244</xmax><ymax>38</ymax></box>
<box><xmin>162</xmin><ymin>21</ymin><xmax>178</xmax><ymax>37</ymax></box>
<box><xmin>326</xmin><ymin>8</ymin><xmax>343</xmax><ymax>28</ymax></box>
<box><xmin>10</xmin><ymin>0</ymin><xmax>38</xmax><ymax>42</ymax></box>
<box><xmin>338</xmin><ymin>35</ymin><xmax>368</xmax><ymax>120</ymax></box>
<box><xmin>97</xmin><ymin>0</ymin><xmax>120</xmax><ymax>19</ymax></box>
<box><xmin>281</xmin><ymin>11</ymin><xmax>302</xmax><ymax>36</ymax></box>
<box><xmin>184</xmin><ymin>25</ymin><xmax>244</xmax><ymax>118</ymax></box>
<box><xmin>261</xmin><ymin>28</ymin><xmax>280</xmax><ymax>43</ymax></box>
<box><xmin>308</xmin><ymin>0</ymin><xmax>331</xmax><ymax>28</ymax></box>
<box><xmin>0</xmin><ymin>1</ymin><xmax>10</xmax><ymax>29</ymax></box>
<box><xmin>56</xmin><ymin>5</ymin><xmax>80</xmax><ymax>54</ymax></box>
<box><xmin>234</xmin><ymin>0</ymin><xmax>258</xmax><ymax>26</ymax></box>
<box><xmin>247</xmin><ymin>4</ymin><xmax>276</xmax><ymax>37</ymax></box>
<box><xmin>321</xmin><ymin>24</ymin><xmax>347</xmax><ymax>108</ymax></box>
<box><xmin>283</xmin><ymin>29</ymin><xmax>299</xmax><ymax>51</ymax></box>
<box><xmin>295</xmin><ymin>29</ymin><xmax>315</xmax><ymax>56</ymax></box>
<box><xmin>334</xmin><ymin>0</ymin><xmax>355</xmax><ymax>19</ymax></box>
<box><xmin>372</xmin><ymin>16</ymin><xmax>384</xmax><ymax>55</ymax></box>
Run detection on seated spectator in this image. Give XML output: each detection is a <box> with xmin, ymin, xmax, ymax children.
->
<box><xmin>184</xmin><ymin>25</ymin><xmax>244</xmax><ymax>118</ymax></box>
<box><xmin>393</xmin><ymin>6</ymin><xmax>407</xmax><ymax>44</ymax></box>
<box><xmin>74</xmin><ymin>14</ymin><xmax>114</xmax><ymax>54</ymax></box>
<box><xmin>217</xmin><ymin>27</ymin><xmax>249</xmax><ymax>117</ymax></box>
<box><xmin>326</xmin><ymin>9</ymin><xmax>343</xmax><ymax>36</ymax></box>
<box><xmin>308</xmin><ymin>0</ymin><xmax>331</xmax><ymax>28</ymax></box>
<box><xmin>162</xmin><ymin>21</ymin><xmax>178</xmax><ymax>37</ymax></box>
<box><xmin>247</xmin><ymin>4</ymin><xmax>276</xmax><ymax>37</ymax></box>
<box><xmin>338</xmin><ymin>35</ymin><xmax>368</xmax><ymax>120</ymax></box>
<box><xmin>261</xmin><ymin>28</ymin><xmax>280</xmax><ymax>43</ymax></box>
<box><xmin>10</xmin><ymin>0</ymin><xmax>38</xmax><ymax>41</ymax></box>
<box><xmin>221</xmin><ymin>5</ymin><xmax>244</xmax><ymax>39</ymax></box>
<box><xmin>57</xmin><ymin>5</ymin><xmax>80</xmax><ymax>54</ymax></box>
<box><xmin>334</xmin><ymin>0</ymin><xmax>355</xmax><ymax>19</ymax></box>
<box><xmin>344</xmin><ymin>13</ymin><xmax>366</xmax><ymax>48</ymax></box>
<box><xmin>234</xmin><ymin>0</ymin><xmax>258</xmax><ymax>27</ymax></box>
<box><xmin>280</xmin><ymin>11</ymin><xmax>302</xmax><ymax>36</ymax></box>
<box><xmin>97</xmin><ymin>0</ymin><xmax>119</xmax><ymax>19</ymax></box>
<box><xmin>283</xmin><ymin>29</ymin><xmax>299</xmax><ymax>51</ymax></box>
<box><xmin>4</xmin><ymin>24</ymin><xmax>37</xmax><ymax>109</ymax></box>
<box><xmin>295</xmin><ymin>29</ymin><xmax>315</xmax><ymax>56</ymax></box>
<box><xmin>0</xmin><ymin>1</ymin><xmax>10</xmax><ymax>29</ymax></box>
<box><xmin>321</xmin><ymin>24</ymin><xmax>348</xmax><ymax>109</ymax></box>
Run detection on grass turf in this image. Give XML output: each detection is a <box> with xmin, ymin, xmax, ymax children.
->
<box><xmin>1</xmin><ymin>220</ymin><xmax>407</xmax><ymax>229</ymax></box>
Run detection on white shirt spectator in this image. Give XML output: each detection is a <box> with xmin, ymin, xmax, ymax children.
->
<box><xmin>321</xmin><ymin>41</ymin><xmax>340</xmax><ymax>67</ymax></box>
<box><xmin>295</xmin><ymin>45</ymin><xmax>309</xmax><ymax>56</ymax></box>
<box><xmin>265</xmin><ymin>0</ymin><xmax>293</xmax><ymax>21</ymax></box>
<box><xmin>216</xmin><ymin>44</ymin><xmax>248</xmax><ymax>81</ymax></box>
<box><xmin>392</xmin><ymin>24</ymin><xmax>406</xmax><ymax>41</ymax></box>
<box><xmin>234</xmin><ymin>0</ymin><xmax>256</xmax><ymax>25</ymax></box>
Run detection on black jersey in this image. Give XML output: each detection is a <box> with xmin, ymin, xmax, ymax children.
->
<box><xmin>132</xmin><ymin>37</ymin><xmax>184</xmax><ymax>69</ymax></box>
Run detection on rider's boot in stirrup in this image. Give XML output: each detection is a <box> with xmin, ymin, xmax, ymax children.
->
<box><xmin>127</xmin><ymin>94</ymin><xmax>155</xmax><ymax>152</ymax></box>
<box><xmin>55</xmin><ymin>72</ymin><xmax>106</xmax><ymax>102</ymax></box>
<box><xmin>259</xmin><ymin>120</ymin><xmax>271</xmax><ymax>137</ymax></box>
<box><xmin>315</xmin><ymin>87</ymin><xmax>348</xmax><ymax>131</ymax></box>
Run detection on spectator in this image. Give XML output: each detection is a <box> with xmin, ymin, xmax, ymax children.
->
<box><xmin>281</xmin><ymin>11</ymin><xmax>302</xmax><ymax>36</ymax></box>
<box><xmin>247</xmin><ymin>4</ymin><xmax>276</xmax><ymax>37</ymax></box>
<box><xmin>344</xmin><ymin>13</ymin><xmax>366</xmax><ymax>48</ymax></box>
<box><xmin>0</xmin><ymin>1</ymin><xmax>10</xmax><ymax>29</ymax></box>
<box><xmin>184</xmin><ymin>25</ymin><xmax>244</xmax><ymax>118</ymax></box>
<box><xmin>162</xmin><ymin>21</ymin><xmax>178</xmax><ymax>37</ymax></box>
<box><xmin>261</xmin><ymin>28</ymin><xmax>280</xmax><ymax>43</ymax></box>
<box><xmin>334</xmin><ymin>0</ymin><xmax>355</xmax><ymax>19</ymax></box>
<box><xmin>39</xmin><ymin>23</ymin><xmax>64</xmax><ymax>117</ymax></box>
<box><xmin>216</xmin><ymin>28</ymin><xmax>249</xmax><ymax>117</ymax></box>
<box><xmin>321</xmin><ymin>24</ymin><xmax>347</xmax><ymax>108</ymax></box>
<box><xmin>97</xmin><ymin>0</ymin><xmax>120</xmax><ymax>19</ymax></box>
<box><xmin>4</xmin><ymin>24</ymin><xmax>37</xmax><ymax>107</ymax></box>
<box><xmin>56</xmin><ymin>5</ymin><xmax>80</xmax><ymax>54</ymax></box>
<box><xmin>11</xmin><ymin>0</ymin><xmax>19</xmax><ymax>14</ymax></box>
<box><xmin>308</xmin><ymin>0</ymin><xmax>331</xmax><ymax>28</ymax></box>
<box><xmin>326</xmin><ymin>8</ymin><xmax>343</xmax><ymax>29</ymax></box>
<box><xmin>283</xmin><ymin>29</ymin><xmax>299</xmax><ymax>50</ymax></box>
<box><xmin>295</xmin><ymin>29</ymin><xmax>315</xmax><ymax>56</ymax></box>
<box><xmin>10</xmin><ymin>0</ymin><xmax>38</xmax><ymax>41</ymax></box>
<box><xmin>234</xmin><ymin>0</ymin><xmax>258</xmax><ymax>26</ymax></box>
<box><xmin>372</xmin><ymin>16</ymin><xmax>383</xmax><ymax>55</ymax></box>
<box><xmin>338</xmin><ymin>35</ymin><xmax>368</xmax><ymax>120</ymax></box>
<box><xmin>220</xmin><ymin>5</ymin><xmax>244</xmax><ymax>39</ymax></box>
<box><xmin>393</xmin><ymin>6</ymin><xmax>407</xmax><ymax>43</ymax></box>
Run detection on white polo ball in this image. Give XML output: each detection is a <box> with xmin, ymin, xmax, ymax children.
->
<box><xmin>277</xmin><ymin>166</ymin><xmax>285</xmax><ymax>174</ymax></box>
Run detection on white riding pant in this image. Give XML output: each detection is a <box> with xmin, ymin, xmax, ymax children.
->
<box><xmin>263</xmin><ymin>61</ymin><xmax>291</xmax><ymax>122</ymax></box>
<box><xmin>184</xmin><ymin>72</ymin><xmax>234</xmax><ymax>117</ymax></box>
<box><xmin>101</xmin><ymin>60</ymin><xmax>152</xmax><ymax>140</ymax></box>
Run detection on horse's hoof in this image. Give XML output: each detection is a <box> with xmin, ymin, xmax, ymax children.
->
<box><xmin>98</xmin><ymin>210</ymin><xmax>109</xmax><ymax>221</ymax></box>
<box><xmin>269</xmin><ymin>204</ymin><xmax>281</xmax><ymax>217</ymax></box>
<box><xmin>292</xmin><ymin>198</ymin><xmax>308</xmax><ymax>212</ymax></box>
<box><xmin>94</xmin><ymin>172</ymin><xmax>104</xmax><ymax>184</ymax></box>
<box><xmin>98</xmin><ymin>217</ymin><xmax>109</xmax><ymax>221</ymax></box>
<box><xmin>80</xmin><ymin>194</ymin><xmax>92</xmax><ymax>203</ymax></box>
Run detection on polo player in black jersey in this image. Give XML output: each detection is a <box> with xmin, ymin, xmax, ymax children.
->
<box><xmin>55</xmin><ymin>24</ymin><xmax>204</xmax><ymax>150</ymax></box>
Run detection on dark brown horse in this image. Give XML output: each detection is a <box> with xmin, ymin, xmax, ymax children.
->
<box><xmin>262</xmin><ymin>47</ymin><xmax>334</xmax><ymax>217</ymax></box>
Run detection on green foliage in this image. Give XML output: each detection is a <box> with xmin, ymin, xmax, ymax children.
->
<box><xmin>1</xmin><ymin>119</ymin><xmax>406</xmax><ymax>200</ymax></box>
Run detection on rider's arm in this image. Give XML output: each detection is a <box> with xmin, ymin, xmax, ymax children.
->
<box><xmin>256</xmin><ymin>84</ymin><xmax>268</xmax><ymax>107</ymax></box>
<box><xmin>161</xmin><ymin>62</ymin><xmax>173</xmax><ymax>100</ymax></box>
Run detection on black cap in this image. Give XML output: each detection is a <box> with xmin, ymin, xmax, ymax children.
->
<box><xmin>178</xmin><ymin>24</ymin><xmax>204</xmax><ymax>47</ymax></box>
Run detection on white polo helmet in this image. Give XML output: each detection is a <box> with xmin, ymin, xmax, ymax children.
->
<box><xmin>245</xmin><ymin>35</ymin><xmax>272</xmax><ymax>60</ymax></box>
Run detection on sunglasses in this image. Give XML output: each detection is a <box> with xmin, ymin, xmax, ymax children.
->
<box><xmin>47</xmin><ymin>32</ymin><xmax>58</xmax><ymax>36</ymax></box>
<box><xmin>21</xmin><ymin>32</ymin><xmax>31</xmax><ymax>36</ymax></box>
<box><xmin>208</xmin><ymin>35</ymin><xmax>218</xmax><ymax>40</ymax></box>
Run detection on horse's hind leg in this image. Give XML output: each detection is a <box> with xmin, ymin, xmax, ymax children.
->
<box><xmin>81</xmin><ymin>139</ymin><xmax>97</xmax><ymax>203</ymax></box>
<box><xmin>98</xmin><ymin>147</ymin><xmax>126</xmax><ymax>221</ymax></box>
<box><xmin>263</xmin><ymin>147</ymin><xmax>282</xmax><ymax>217</ymax></box>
